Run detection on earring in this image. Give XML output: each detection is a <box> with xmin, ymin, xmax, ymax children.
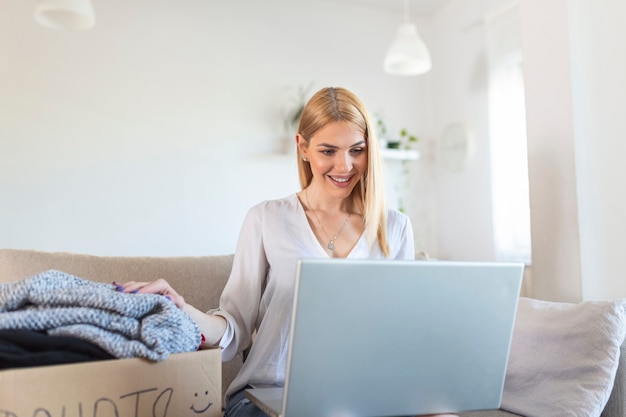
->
<box><xmin>301</xmin><ymin>155</ymin><xmax>308</xmax><ymax>162</ymax></box>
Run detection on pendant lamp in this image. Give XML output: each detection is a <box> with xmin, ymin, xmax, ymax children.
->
<box><xmin>384</xmin><ymin>0</ymin><xmax>431</xmax><ymax>76</ymax></box>
<box><xmin>34</xmin><ymin>0</ymin><xmax>96</xmax><ymax>31</ymax></box>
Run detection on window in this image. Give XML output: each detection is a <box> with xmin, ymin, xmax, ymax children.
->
<box><xmin>486</xmin><ymin>3</ymin><xmax>532</xmax><ymax>263</ymax></box>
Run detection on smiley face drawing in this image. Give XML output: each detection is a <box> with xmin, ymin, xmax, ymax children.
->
<box><xmin>190</xmin><ymin>390</ymin><xmax>213</xmax><ymax>414</ymax></box>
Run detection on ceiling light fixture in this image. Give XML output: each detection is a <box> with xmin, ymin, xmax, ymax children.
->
<box><xmin>34</xmin><ymin>0</ymin><xmax>96</xmax><ymax>31</ymax></box>
<box><xmin>383</xmin><ymin>0</ymin><xmax>432</xmax><ymax>76</ymax></box>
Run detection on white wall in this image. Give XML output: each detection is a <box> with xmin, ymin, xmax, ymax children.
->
<box><xmin>519</xmin><ymin>0</ymin><xmax>582</xmax><ymax>302</ymax></box>
<box><xmin>519</xmin><ymin>0</ymin><xmax>626</xmax><ymax>301</ymax></box>
<box><xmin>0</xmin><ymin>0</ymin><xmax>432</xmax><ymax>256</ymax></box>
<box><xmin>429</xmin><ymin>0</ymin><xmax>626</xmax><ymax>301</ymax></box>
<box><xmin>569</xmin><ymin>0</ymin><xmax>626</xmax><ymax>300</ymax></box>
<box><xmin>0</xmin><ymin>0</ymin><xmax>517</xmax><ymax>266</ymax></box>
<box><xmin>6</xmin><ymin>0</ymin><xmax>624</xmax><ymax>302</ymax></box>
<box><xmin>429</xmin><ymin>1</ymin><xmax>496</xmax><ymax>261</ymax></box>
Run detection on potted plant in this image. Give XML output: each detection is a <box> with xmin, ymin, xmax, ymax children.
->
<box><xmin>284</xmin><ymin>83</ymin><xmax>313</xmax><ymax>135</ymax></box>
<box><xmin>399</xmin><ymin>128</ymin><xmax>418</xmax><ymax>150</ymax></box>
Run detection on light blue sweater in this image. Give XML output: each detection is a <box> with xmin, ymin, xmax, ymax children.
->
<box><xmin>0</xmin><ymin>270</ymin><xmax>201</xmax><ymax>361</ymax></box>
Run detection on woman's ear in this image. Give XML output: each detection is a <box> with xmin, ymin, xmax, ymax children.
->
<box><xmin>296</xmin><ymin>134</ymin><xmax>307</xmax><ymax>157</ymax></box>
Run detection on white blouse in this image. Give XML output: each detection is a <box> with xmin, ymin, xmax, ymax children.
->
<box><xmin>209</xmin><ymin>193</ymin><xmax>415</xmax><ymax>400</ymax></box>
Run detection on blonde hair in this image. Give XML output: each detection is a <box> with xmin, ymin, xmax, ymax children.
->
<box><xmin>296</xmin><ymin>87</ymin><xmax>389</xmax><ymax>257</ymax></box>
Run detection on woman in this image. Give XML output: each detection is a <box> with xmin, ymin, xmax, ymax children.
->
<box><xmin>119</xmin><ymin>86</ymin><xmax>415</xmax><ymax>417</ymax></box>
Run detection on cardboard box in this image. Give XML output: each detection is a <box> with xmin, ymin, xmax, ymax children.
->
<box><xmin>0</xmin><ymin>348</ymin><xmax>221</xmax><ymax>417</ymax></box>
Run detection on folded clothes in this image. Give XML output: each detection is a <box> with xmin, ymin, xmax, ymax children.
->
<box><xmin>0</xmin><ymin>270</ymin><xmax>202</xmax><ymax>361</ymax></box>
<box><xmin>0</xmin><ymin>329</ymin><xmax>114</xmax><ymax>369</ymax></box>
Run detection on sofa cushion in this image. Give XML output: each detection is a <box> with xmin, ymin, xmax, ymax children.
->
<box><xmin>501</xmin><ymin>297</ymin><xmax>626</xmax><ymax>417</ymax></box>
<box><xmin>601</xmin><ymin>338</ymin><xmax>626</xmax><ymax>417</ymax></box>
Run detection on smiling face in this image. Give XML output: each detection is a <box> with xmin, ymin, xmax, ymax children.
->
<box><xmin>190</xmin><ymin>390</ymin><xmax>213</xmax><ymax>414</ymax></box>
<box><xmin>298</xmin><ymin>121</ymin><xmax>368</xmax><ymax>199</ymax></box>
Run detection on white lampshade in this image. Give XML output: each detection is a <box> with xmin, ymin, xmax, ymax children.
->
<box><xmin>34</xmin><ymin>0</ymin><xmax>95</xmax><ymax>31</ymax></box>
<box><xmin>384</xmin><ymin>23</ymin><xmax>432</xmax><ymax>76</ymax></box>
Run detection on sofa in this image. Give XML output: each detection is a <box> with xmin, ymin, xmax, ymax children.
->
<box><xmin>1</xmin><ymin>248</ymin><xmax>625</xmax><ymax>417</ymax></box>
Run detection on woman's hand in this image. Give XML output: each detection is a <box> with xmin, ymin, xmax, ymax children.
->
<box><xmin>114</xmin><ymin>279</ymin><xmax>186</xmax><ymax>309</ymax></box>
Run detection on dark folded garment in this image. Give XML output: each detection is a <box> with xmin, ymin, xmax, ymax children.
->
<box><xmin>0</xmin><ymin>329</ymin><xmax>114</xmax><ymax>370</ymax></box>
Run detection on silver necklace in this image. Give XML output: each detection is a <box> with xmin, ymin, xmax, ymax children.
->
<box><xmin>305</xmin><ymin>188</ymin><xmax>351</xmax><ymax>252</ymax></box>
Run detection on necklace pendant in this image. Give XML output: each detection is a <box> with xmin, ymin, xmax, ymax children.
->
<box><xmin>328</xmin><ymin>241</ymin><xmax>335</xmax><ymax>250</ymax></box>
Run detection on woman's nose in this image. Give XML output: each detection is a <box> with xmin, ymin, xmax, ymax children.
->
<box><xmin>336</xmin><ymin>152</ymin><xmax>353</xmax><ymax>172</ymax></box>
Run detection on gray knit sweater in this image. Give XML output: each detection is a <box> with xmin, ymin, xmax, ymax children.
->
<box><xmin>0</xmin><ymin>270</ymin><xmax>201</xmax><ymax>361</ymax></box>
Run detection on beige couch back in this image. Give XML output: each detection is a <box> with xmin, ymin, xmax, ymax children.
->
<box><xmin>0</xmin><ymin>249</ymin><xmax>240</xmax><ymax>396</ymax></box>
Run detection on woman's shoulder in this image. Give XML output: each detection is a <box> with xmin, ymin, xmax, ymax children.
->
<box><xmin>247</xmin><ymin>193</ymin><xmax>301</xmax><ymax>216</ymax></box>
<box><xmin>385</xmin><ymin>208</ymin><xmax>411</xmax><ymax>228</ymax></box>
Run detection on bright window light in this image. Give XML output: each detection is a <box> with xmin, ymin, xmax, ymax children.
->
<box><xmin>487</xmin><ymin>4</ymin><xmax>532</xmax><ymax>263</ymax></box>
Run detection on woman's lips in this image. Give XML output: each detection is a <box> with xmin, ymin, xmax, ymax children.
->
<box><xmin>328</xmin><ymin>175</ymin><xmax>353</xmax><ymax>188</ymax></box>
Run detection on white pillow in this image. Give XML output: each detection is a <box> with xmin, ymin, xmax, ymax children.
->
<box><xmin>501</xmin><ymin>297</ymin><xmax>626</xmax><ymax>417</ymax></box>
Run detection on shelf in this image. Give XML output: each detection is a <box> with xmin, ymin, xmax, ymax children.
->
<box><xmin>381</xmin><ymin>148</ymin><xmax>420</xmax><ymax>161</ymax></box>
<box><xmin>259</xmin><ymin>149</ymin><xmax>420</xmax><ymax>161</ymax></box>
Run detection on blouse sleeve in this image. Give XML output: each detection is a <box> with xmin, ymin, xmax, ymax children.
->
<box><xmin>388</xmin><ymin>210</ymin><xmax>416</xmax><ymax>260</ymax></box>
<box><xmin>209</xmin><ymin>204</ymin><xmax>268</xmax><ymax>361</ymax></box>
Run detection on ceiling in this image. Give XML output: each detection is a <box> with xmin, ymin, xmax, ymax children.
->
<box><xmin>337</xmin><ymin>0</ymin><xmax>452</xmax><ymax>16</ymax></box>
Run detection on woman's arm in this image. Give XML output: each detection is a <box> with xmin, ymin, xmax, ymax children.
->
<box><xmin>116</xmin><ymin>278</ymin><xmax>226</xmax><ymax>347</ymax></box>
<box><xmin>182</xmin><ymin>304</ymin><xmax>227</xmax><ymax>347</ymax></box>
<box><xmin>389</xmin><ymin>210</ymin><xmax>415</xmax><ymax>260</ymax></box>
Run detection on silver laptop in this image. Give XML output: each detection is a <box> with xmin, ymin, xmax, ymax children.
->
<box><xmin>246</xmin><ymin>258</ymin><xmax>523</xmax><ymax>417</ymax></box>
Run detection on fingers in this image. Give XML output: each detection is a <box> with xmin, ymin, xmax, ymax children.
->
<box><xmin>112</xmin><ymin>278</ymin><xmax>186</xmax><ymax>309</ymax></box>
<box><xmin>115</xmin><ymin>278</ymin><xmax>169</xmax><ymax>294</ymax></box>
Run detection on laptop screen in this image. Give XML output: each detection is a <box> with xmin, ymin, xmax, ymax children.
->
<box><xmin>278</xmin><ymin>259</ymin><xmax>523</xmax><ymax>417</ymax></box>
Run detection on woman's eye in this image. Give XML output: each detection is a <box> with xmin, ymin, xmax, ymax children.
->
<box><xmin>321</xmin><ymin>149</ymin><xmax>335</xmax><ymax>156</ymax></box>
<box><xmin>351</xmin><ymin>148</ymin><xmax>365</xmax><ymax>154</ymax></box>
